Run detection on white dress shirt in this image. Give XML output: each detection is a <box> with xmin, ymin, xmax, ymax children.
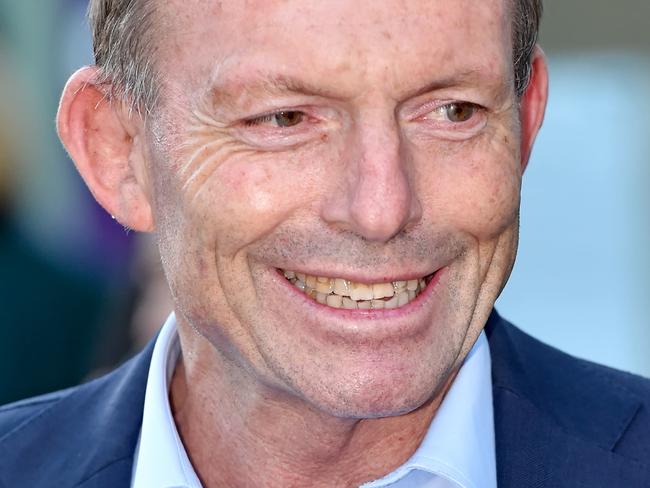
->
<box><xmin>132</xmin><ymin>313</ymin><xmax>496</xmax><ymax>488</ymax></box>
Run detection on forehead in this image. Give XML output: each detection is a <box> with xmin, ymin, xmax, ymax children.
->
<box><xmin>157</xmin><ymin>0</ymin><xmax>512</xmax><ymax>105</ymax></box>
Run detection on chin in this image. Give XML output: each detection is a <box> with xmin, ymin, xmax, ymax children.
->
<box><xmin>318</xmin><ymin>389</ymin><xmax>434</xmax><ymax>420</ymax></box>
<box><xmin>289</xmin><ymin>364</ymin><xmax>446</xmax><ymax>420</ymax></box>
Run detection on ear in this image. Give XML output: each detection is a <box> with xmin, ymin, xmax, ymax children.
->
<box><xmin>56</xmin><ymin>66</ymin><xmax>154</xmax><ymax>232</ymax></box>
<box><xmin>519</xmin><ymin>46</ymin><xmax>549</xmax><ymax>172</ymax></box>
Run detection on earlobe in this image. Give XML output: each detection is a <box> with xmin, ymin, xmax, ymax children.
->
<box><xmin>56</xmin><ymin>66</ymin><xmax>154</xmax><ymax>232</ymax></box>
<box><xmin>519</xmin><ymin>46</ymin><xmax>549</xmax><ymax>172</ymax></box>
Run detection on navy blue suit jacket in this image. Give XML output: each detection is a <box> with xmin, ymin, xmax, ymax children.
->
<box><xmin>2</xmin><ymin>311</ymin><xmax>650</xmax><ymax>487</ymax></box>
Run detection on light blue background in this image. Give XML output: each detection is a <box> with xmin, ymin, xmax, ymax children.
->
<box><xmin>498</xmin><ymin>54</ymin><xmax>650</xmax><ymax>376</ymax></box>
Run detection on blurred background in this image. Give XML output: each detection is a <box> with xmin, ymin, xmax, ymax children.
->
<box><xmin>0</xmin><ymin>1</ymin><xmax>648</xmax><ymax>404</ymax></box>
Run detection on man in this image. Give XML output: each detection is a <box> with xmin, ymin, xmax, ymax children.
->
<box><xmin>1</xmin><ymin>0</ymin><xmax>650</xmax><ymax>486</ymax></box>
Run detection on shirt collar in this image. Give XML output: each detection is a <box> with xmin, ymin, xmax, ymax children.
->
<box><xmin>361</xmin><ymin>331</ymin><xmax>496</xmax><ymax>488</ymax></box>
<box><xmin>132</xmin><ymin>313</ymin><xmax>202</xmax><ymax>488</ymax></box>
<box><xmin>132</xmin><ymin>314</ymin><xmax>495</xmax><ymax>488</ymax></box>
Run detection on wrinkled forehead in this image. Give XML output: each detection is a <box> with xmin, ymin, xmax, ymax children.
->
<box><xmin>154</xmin><ymin>0</ymin><xmax>513</xmax><ymax>108</ymax></box>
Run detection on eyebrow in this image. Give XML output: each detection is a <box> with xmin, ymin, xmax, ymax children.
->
<box><xmin>404</xmin><ymin>68</ymin><xmax>509</xmax><ymax>99</ymax></box>
<box><xmin>206</xmin><ymin>73</ymin><xmax>347</xmax><ymax>113</ymax></box>
<box><xmin>205</xmin><ymin>67</ymin><xmax>510</xmax><ymax>113</ymax></box>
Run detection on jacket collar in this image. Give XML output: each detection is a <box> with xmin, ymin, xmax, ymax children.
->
<box><xmin>485</xmin><ymin>311</ymin><xmax>649</xmax><ymax>486</ymax></box>
<box><xmin>2</xmin><ymin>312</ymin><xmax>647</xmax><ymax>487</ymax></box>
<box><xmin>0</xmin><ymin>339</ymin><xmax>155</xmax><ymax>488</ymax></box>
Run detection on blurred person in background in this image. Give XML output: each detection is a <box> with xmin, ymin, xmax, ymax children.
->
<box><xmin>0</xmin><ymin>0</ymin><xmax>148</xmax><ymax>404</ymax></box>
<box><xmin>1</xmin><ymin>1</ymin><xmax>650</xmax><ymax>488</ymax></box>
<box><xmin>0</xmin><ymin>34</ymin><xmax>107</xmax><ymax>404</ymax></box>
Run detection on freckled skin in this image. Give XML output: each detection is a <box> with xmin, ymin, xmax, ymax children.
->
<box><xmin>131</xmin><ymin>0</ymin><xmax>546</xmax><ymax>486</ymax></box>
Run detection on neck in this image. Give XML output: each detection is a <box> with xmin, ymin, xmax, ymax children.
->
<box><xmin>170</xmin><ymin>330</ymin><xmax>457</xmax><ymax>488</ymax></box>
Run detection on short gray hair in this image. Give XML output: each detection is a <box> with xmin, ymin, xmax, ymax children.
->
<box><xmin>88</xmin><ymin>0</ymin><xmax>158</xmax><ymax>112</ymax></box>
<box><xmin>88</xmin><ymin>0</ymin><xmax>543</xmax><ymax>113</ymax></box>
<box><xmin>512</xmin><ymin>0</ymin><xmax>543</xmax><ymax>96</ymax></box>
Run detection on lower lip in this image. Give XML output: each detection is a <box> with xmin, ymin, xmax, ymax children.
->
<box><xmin>275</xmin><ymin>268</ymin><xmax>445</xmax><ymax>321</ymax></box>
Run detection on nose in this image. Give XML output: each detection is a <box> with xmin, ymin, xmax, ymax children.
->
<box><xmin>321</xmin><ymin>113</ymin><xmax>422</xmax><ymax>242</ymax></box>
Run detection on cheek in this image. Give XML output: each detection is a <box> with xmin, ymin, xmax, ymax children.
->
<box><xmin>184</xmin><ymin>148</ymin><xmax>325</xmax><ymax>258</ymax></box>
<box><xmin>459</xmin><ymin>159</ymin><xmax>521</xmax><ymax>236</ymax></box>
<box><xmin>215</xmin><ymin>163</ymin><xmax>294</xmax><ymax>239</ymax></box>
<box><xmin>415</xmin><ymin>131</ymin><xmax>521</xmax><ymax>238</ymax></box>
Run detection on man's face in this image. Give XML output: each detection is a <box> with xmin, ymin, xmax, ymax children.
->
<box><xmin>149</xmin><ymin>0</ymin><xmax>522</xmax><ymax>416</ymax></box>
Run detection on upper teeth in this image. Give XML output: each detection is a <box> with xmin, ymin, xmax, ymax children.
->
<box><xmin>283</xmin><ymin>270</ymin><xmax>426</xmax><ymax>310</ymax></box>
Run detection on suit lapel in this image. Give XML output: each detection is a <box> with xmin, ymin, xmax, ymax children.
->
<box><xmin>494</xmin><ymin>387</ymin><xmax>650</xmax><ymax>487</ymax></box>
<box><xmin>486</xmin><ymin>311</ymin><xmax>650</xmax><ymax>487</ymax></box>
<box><xmin>0</xmin><ymin>340</ymin><xmax>154</xmax><ymax>488</ymax></box>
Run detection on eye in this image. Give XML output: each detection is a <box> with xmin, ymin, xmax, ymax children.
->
<box><xmin>245</xmin><ymin>110</ymin><xmax>305</xmax><ymax>128</ymax></box>
<box><xmin>442</xmin><ymin>102</ymin><xmax>477</xmax><ymax>122</ymax></box>
<box><xmin>412</xmin><ymin>100</ymin><xmax>487</xmax><ymax>141</ymax></box>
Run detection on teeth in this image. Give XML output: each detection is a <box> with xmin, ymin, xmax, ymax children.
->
<box><xmin>385</xmin><ymin>294</ymin><xmax>399</xmax><ymax>309</ymax></box>
<box><xmin>393</xmin><ymin>281</ymin><xmax>407</xmax><ymax>292</ymax></box>
<box><xmin>333</xmin><ymin>278</ymin><xmax>350</xmax><ymax>296</ymax></box>
<box><xmin>372</xmin><ymin>283</ymin><xmax>395</xmax><ymax>300</ymax></box>
<box><xmin>315</xmin><ymin>279</ymin><xmax>333</xmax><ymax>294</ymax></box>
<box><xmin>326</xmin><ymin>294</ymin><xmax>343</xmax><ymax>308</ymax></box>
<box><xmin>284</xmin><ymin>270</ymin><xmax>431</xmax><ymax>310</ymax></box>
<box><xmin>305</xmin><ymin>275</ymin><xmax>317</xmax><ymax>289</ymax></box>
<box><xmin>349</xmin><ymin>283</ymin><xmax>373</xmax><ymax>301</ymax></box>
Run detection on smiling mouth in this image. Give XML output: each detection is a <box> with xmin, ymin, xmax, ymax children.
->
<box><xmin>281</xmin><ymin>270</ymin><xmax>433</xmax><ymax>310</ymax></box>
